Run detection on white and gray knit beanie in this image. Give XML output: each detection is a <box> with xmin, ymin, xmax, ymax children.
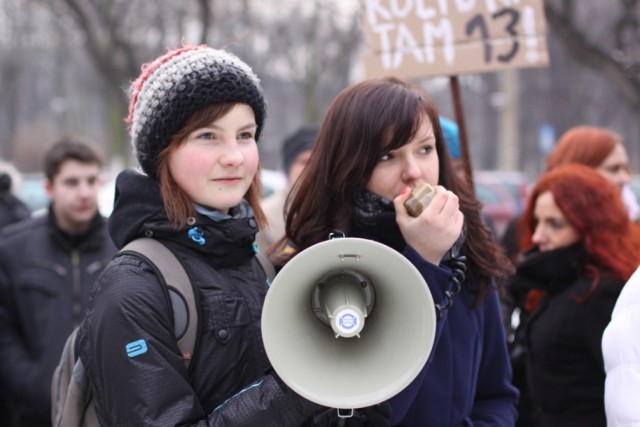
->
<box><xmin>126</xmin><ymin>45</ymin><xmax>266</xmax><ymax>179</ymax></box>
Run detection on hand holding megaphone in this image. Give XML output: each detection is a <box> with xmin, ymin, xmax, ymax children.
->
<box><xmin>394</xmin><ymin>183</ymin><xmax>464</xmax><ymax>265</ymax></box>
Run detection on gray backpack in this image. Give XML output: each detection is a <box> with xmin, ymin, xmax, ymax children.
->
<box><xmin>51</xmin><ymin>237</ymin><xmax>274</xmax><ymax>427</ymax></box>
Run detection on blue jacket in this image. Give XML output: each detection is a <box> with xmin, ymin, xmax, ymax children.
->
<box><xmin>387</xmin><ymin>247</ymin><xmax>518</xmax><ymax>426</ymax></box>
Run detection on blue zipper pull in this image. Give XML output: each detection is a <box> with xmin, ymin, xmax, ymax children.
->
<box><xmin>188</xmin><ymin>227</ymin><xmax>206</xmax><ymax>246</ymax></box>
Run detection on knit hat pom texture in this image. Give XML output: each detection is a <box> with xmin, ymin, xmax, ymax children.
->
<box><xmin>127</xmin><ymin>46</ymin><xmax>266</xmax><ymax>178</ymax></box>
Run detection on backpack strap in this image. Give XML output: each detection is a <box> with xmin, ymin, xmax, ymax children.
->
<box><xmin>256</xmin><ymin>250</ymin><xmax>276</xmax><ymax>283</ymax></box>
<box><xmin>119</xmin><ymin>238</ymin><xmax>275</xmax><ymax>369</ymax></box>
<box><xmin>51</xmin><ymin>328</ymin><xmax>100</xmax><ymax>427</ymax></box>
<box><xmin>120</xmin><ymin>238</ymin><xmax>197</xmax><ymax>368</ymax></box>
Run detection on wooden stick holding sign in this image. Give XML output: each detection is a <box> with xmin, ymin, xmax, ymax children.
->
<box><xmin>449</xmin><ymin>75</ymin><xmax>474</xmax><ymax>185</ymax></box>
<box><xmin>358</xmin><ymin>0</ymin><xmax>549</xmax><ymax>182</ymax></box>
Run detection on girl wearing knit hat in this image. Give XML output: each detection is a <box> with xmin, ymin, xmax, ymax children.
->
<box><xmin>74</xmin><ymin>46</ymin><xmax>322</xmax><ymax>426</ymax></box>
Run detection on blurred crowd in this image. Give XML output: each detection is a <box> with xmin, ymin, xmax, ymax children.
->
<box><xmin>0</xmin><ymin>47</ymin><xmax>639</xmax><ymax>427</ymax></box>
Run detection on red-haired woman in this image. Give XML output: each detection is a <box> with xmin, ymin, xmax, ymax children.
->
<box><xmin>510</xmin><ymin>164</ymin><xmax>640</xmax><ymax>427</ymax></box>
<box><xmin>503</xmin><ymin>125</ymin><xmax>638</xmax><ymax>260</ymax></box>
<box><xmin>546</xmin><ymin>125</ymin><xmax>638</xmax><ymax>221</ymax></box>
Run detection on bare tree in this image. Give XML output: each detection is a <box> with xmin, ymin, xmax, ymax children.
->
<box><xmin>29</xmin><ymin>0</ymin><xmax>213</xmax><ymax>160</ymax></box>
<box><xmin>544</xmin><ymin>0</ymin><xmax>640</xmax><ymax>111</ymax></box>
<box><xmin>21</xmin><ymin>0</ymin><xmax>360</xmax><ymax>165</ymax></box>
<box><xmin>0</xmin><ymin>0</ymin><xmax>36</xmax><ymax>160</ymax></box>
<box><xmin>246</xmin><ymin>1</ymin><xmax>361</xmax><ymax>123</ymax></box>
<box><xmin>15</xmin><ymin>1</ymin><xmax>639</xmax><ymax>175</ymax></box>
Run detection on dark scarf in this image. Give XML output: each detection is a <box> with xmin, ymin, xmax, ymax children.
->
<box><xmin>352</xmin><ymin>190</ymin><xmax>405</xmax><ymax>252</ymax></box>
<box><xmin>509</xmin><ymin>243</ymin><xmax>586</xmax><ymax>300</ymax></box>
<box><xmin>351</xmin><ymin>189</ymin><xmax>465</xmax><ymax>259</ymax></box>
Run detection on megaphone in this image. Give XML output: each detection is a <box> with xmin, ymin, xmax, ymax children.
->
<box><xmin>261</xmin><ymin>237</ymin><xmax>436</xmax><ymax>410</ymax></box>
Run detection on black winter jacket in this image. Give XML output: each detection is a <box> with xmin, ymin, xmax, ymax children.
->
<box><xmin>510</xmin><ymin>244</ymin><xmax>624</xmax><ymax>427</ymax></box>
<box><xmin>0</xmin><ymin>208</ymin><xmax>116</xmax><ymax>425</ymax></box>
<box><xmin>77</xmin><ymin>170</ymin><xmax>319</xmax><ymax>426</ymax></box>
<box><xmin>0</xmin><ymin>192</ymin><xmax>30</xmax><ymax>229</ymax></box>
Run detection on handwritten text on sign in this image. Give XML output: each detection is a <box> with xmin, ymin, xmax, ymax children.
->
<box><xmin>360</xmin><ymin>0</ymin><xmax>549</xmax><ymax>79</ymax></box>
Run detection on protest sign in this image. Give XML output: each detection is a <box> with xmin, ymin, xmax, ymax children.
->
<box><xmin>360</xmin><ymin>0</ymin><xmax>549</xmax><ymax>78</ymax></box>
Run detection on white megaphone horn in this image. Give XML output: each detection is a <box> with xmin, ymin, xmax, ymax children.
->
<box><xmin>261</xmin><ymin>237</ymin><xmax>436</xmax><ymax>410</ymax></box>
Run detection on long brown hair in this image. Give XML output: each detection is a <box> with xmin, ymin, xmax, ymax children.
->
<box><xmin>276</xmin><ymin>77</ymin><xmax>512</xmax><ymax>305</ymax></box>
<box><xmin>519</xmin><ymin>164</ymin><xmax>639</xmax><ymax>283</ymax></box>
<box><xmin>155</xmin><ymin>102</ymin><xmax>266</xmax><ymax>229</ymax></box>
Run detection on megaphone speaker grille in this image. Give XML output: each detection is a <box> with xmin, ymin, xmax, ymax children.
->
<box><xmin>261</xmin><ymin>238</ymin><xmax>436</xmax><ymax>409</ymax></box>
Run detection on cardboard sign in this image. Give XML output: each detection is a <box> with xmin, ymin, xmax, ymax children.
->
<box><xmin>360</xmin><ymin>0</ymin><xmax>549</xmax><ymax>78</ymax></box>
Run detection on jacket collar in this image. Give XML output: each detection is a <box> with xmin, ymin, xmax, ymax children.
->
<box><xmin>108</xmin><ymin>169</ymin><xmax>258</xmax><ymax>268</ymax></box>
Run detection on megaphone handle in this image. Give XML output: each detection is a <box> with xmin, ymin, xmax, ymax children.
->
<box><xmin>328</xmin><ymin>230</ymin><xmax>346</xmax><ymax>239</ymax></box>
<box><xmin>337</xmin><ymin>408</ymin><xmax>354</xmax><ymax>418</ymax></box>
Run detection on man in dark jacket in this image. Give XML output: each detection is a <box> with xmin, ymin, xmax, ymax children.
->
<box><xmin>0</xmin><ymin>165</ymin><xmax>30</xmax><ymax>229</ymax></box>
<box><xmin>0</xmin><ymin>136</ymin><xmax>117</xmax><ymax>426</ymax></box>
<box><xmin>0</xmin><ymin>163</ymin><xmax>31</xmax><ymax>426</ymax></box>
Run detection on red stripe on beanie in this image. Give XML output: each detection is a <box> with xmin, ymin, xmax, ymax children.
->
<box><xmin>125</xmin><ymin>45</ymin><xmax>208</xmax><ymax>131</ymax></box>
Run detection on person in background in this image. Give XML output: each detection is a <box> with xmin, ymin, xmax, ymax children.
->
<box><xmin>273</xmin><ymin>77</ymin><xmax>518</xmax><ymax>426</ymax></box>
<box><xmin>0</xmin><ymin>161</ymin><xmax>30</xmax><ymax>427</ymax></box>
<box><xmin>0</xmin><ymin>136</ymin><xmax>116</xmax><ymax>426</ymax></box>
<box><xmin>602</xmin><ymin>266</ymin><xmax>640</xmax><ymax>427</ymax></box>
<box><xmin>0</xmin><ymin>160</ymin><xmax>30</xmax><ymax>229</ymax></box>
<box><xmin>439</xmin><ymin>115</ymin><xmax>497</xmax><ymax>238</ymax></box>
<box><xmin>256</xmin><ymin>126</ymin><xmax>317</xmax><ymax>251</ymax></box>
<box><xmin>502</xmin><ymin>124</ymin><xmax>640</xmax><ymax>426</ymax></box>
<box><xmin>509</xmin><ymin>164</ymin><xmax>640</xmax><ymax>427</ymax></box>
<box><xmin>75</xmin><ymin>45</ymin><xmax>321</xmax><ymax>426</ymax></box>
<box><xmin>438</xmin><ymin>116</ymin><xmax>466</xmax><ymax>181</ymax></box>
<box><xmin>545</xmin><ymin>125</ymin><xmax>638</xmax><ymax>221</ymax></box>
<box><xmin>503</xmin><ymin>125</ymin><xmax>639</xmax><ymax>260</ymax></box>
<box><xmin>622</xmin><ymin>185</ymin><xmax>639</xmax><ymax>222</ymax></box>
